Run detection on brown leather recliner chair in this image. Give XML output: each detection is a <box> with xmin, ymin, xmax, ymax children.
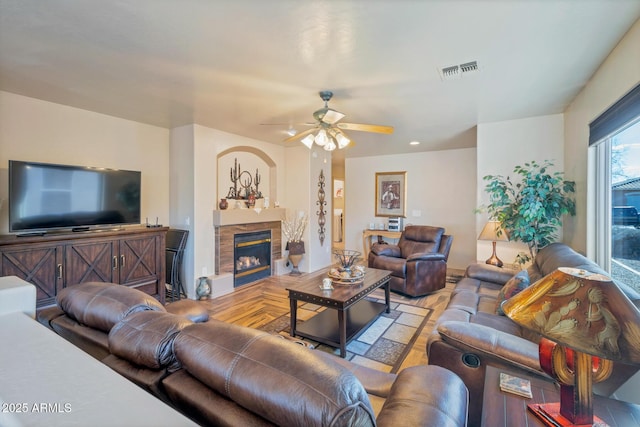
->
<box><xmin>368</xmin><ymin>225</ymin><xmax>453</xmax><ymax>297</ymax></box>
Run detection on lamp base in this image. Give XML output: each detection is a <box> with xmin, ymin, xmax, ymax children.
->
<box><xmin>485</xmin><ymin>242</ymin><xmax>503</xmax><ymax>267</ymax></box>
<box><xmin>528</xmin><ymin>403</ymin><xmax>609</xmax><ymax>427</ymax></box>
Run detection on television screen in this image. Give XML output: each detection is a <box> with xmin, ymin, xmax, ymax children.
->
<box><xmin>9</xmin><ymin>160</ymin><xmax>141</xmax><ymax>233</ymax></box>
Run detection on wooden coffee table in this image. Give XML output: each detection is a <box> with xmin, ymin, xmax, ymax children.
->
<box><xmin>287</xmin><ymin>267</ymin><xmax>391</xmax><ymax>358</ymax></box>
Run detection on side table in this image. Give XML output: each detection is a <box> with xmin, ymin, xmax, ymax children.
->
<box><xmin>362</xmin><ymin>229</ymin><xmax>402</xmax><ymax>255</ymax></box>
<box><xmin>481</xmin><ymin>365</ymin><xmax>640</xmax><ymax>426</ymax></box>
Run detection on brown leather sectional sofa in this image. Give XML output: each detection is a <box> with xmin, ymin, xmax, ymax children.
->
<box><xmin>427</xmin><ymin>243</ymin><xmax>640</xmax><ymax>427</ymax></box>
<box><xmin>38</xmin><ymin>282</ymin><xmax>469</xmax><ymax>427</ymax></box>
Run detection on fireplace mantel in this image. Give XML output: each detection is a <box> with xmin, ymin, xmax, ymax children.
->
<box><xmin>213</xmin><ymin>207</ymin><xmax>285</xmax><ymax>227</ymax></box>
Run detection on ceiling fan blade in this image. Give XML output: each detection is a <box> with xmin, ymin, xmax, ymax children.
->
<box><xmin>337</xmin><ymin>122</ymin><xmax>394</xmax><ymax>134</ymax></box>
<box><xmin>283</xmin><ymin>127</ymin><xmax>316</xmax><ymax>143</ymax></box>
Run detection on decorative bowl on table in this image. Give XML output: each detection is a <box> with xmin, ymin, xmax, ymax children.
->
<box><xmin>328</xmin><ymin>250</ymin><xmax>365</xmax><ymax>285</ymax></box>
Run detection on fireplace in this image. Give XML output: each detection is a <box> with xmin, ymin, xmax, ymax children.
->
<box><xmin>234</xmin><ymin>230</ymin><xmax>271</xmax><ymax>287</ymax></box>
<box><xmin>213</xmin><ymin>216</ymin><xmax>282</xmax><ymax>280</ymax></box>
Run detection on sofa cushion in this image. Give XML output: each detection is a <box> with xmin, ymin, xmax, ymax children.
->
<box><xmin>495</xmin><ymin>270</ymin><xmax>529</xmax><ymax>315</ymax></box>
<box><xmin>370</xmin><ymin>244</ymin><xmax>401</xmax><ymax>257</ymax></box>
<box><xmin>174</xmin><ymin>320</ymin><xmax>376</xmax><ymax>427</ymax></box>
<box><xmin>453</xmin><ymin>278</ymin><xmax>503</xmax><ymax>298</ymax></box>
<box><xmin>528</xmin><ymin>242</ymin><xmax>608</xmax><ymax>282</ymax></box>
<box><xmin>108</xmin><ymin>311</ymin><xmax>193</xmax><ymax>371</ymax></box>
<box><xmin>470</xmin><ymin>312</ymin><xmax>523</xmax><ymax>336</ymax></box>
<box><xmin>369</xmin><ymin>254</ymin><xmax>406</xmax><ymax>278</ymax></box>
<box><xmin>398</xmin><ymin>226</ymin><xmax>444</xmax><ymax>257</ymax></box>
<box><xmin>57</xmin><ymin>282</ymin><xmax>165</xmax><ymax>333</ymax></box>
<box><xmin>165</xmin><ymin>299</ymin><xmax>210</xmax><ymax>323</ymax></box>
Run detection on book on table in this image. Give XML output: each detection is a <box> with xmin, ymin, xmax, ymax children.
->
<box><xmin>499</xmin><ymin>372</ymin><xmax>533</xmax><ymax>398</ymax></box>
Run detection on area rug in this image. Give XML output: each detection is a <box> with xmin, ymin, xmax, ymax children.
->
<box><xmin>258</xmin><ymin>297</ymin><xmax>433</xmax><ymax>373</ymax></box>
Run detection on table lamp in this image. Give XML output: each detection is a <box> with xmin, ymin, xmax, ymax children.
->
<box><xmin>502</xmin><ymin>267</ymin><xmax>640</xmax><ymax>426</ymax></box>
<box><xmin>478</xmin><ymin>220</ymin><xmax>509</xmax><ymax>267</ymax></box>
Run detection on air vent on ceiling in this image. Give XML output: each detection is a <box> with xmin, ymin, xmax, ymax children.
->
<box><xmin>460</xmin><ymin>61</ymin><xmax>478</xmax><ymax>74</ymax></box>
<box><xmin>439</xmin><ymin>60</ymin><xmax>479</xmax><ymax>81</ymax></box>
<box><xmin>440</xmin><ymin>65</ymin><xmax>460</xmax><ymax>81</ymax></box>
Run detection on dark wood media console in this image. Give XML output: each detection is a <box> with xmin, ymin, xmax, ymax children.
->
<box><xmin>0</xmin><ymin>226</ymin><xmax>168</xmax><ymax>308</ymax></box>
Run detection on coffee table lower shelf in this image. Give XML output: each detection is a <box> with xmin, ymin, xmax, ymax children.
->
<box><xmin>294</xmin><ymin>299</ymin><xmax>386</xmax><ymax>353</ymax></box>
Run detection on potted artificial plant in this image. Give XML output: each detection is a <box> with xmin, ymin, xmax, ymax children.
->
<box><xmin>479</xmin><ymin>160</ymin><xmax>576</xmax><ymax>266</ymax></box>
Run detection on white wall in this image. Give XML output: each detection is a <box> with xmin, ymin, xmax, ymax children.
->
<box><xmin>170</xmin><ymin>124</ymin><xmax>288</xmax><ymax>297</ymax></box>
<box><xmin>345</xmin><ymin>148</ymin><xmax>477</xmax><ymax>270</ymax></box>
<box><xmin>565</xmin><ymin>18</ymin><xmax>640</xmax><ymax>257</ymax></box>
<box><xmin>282</xmin><ymin>145</ymin><xmax>332</xmax><ymax>273</ymax></box>
<box><xmin>0</xmin><ymin>91</ymin><xmax>170</xmax><ymax>234</ymax></box>
<box><xmin>169</xmin><ymin>125</ymin><xmax>195</xmax><ymax>297</ymax></box>
<box><xmin>477</xmin><ymin>114</ymin><xmax>565</xmax><ymax>265</ymax></box>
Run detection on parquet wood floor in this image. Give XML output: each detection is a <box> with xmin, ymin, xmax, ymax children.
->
<box><xmin>193</xmin><ymin>270</ymin><xmax>458</xmax><ymax>372</ymax></box>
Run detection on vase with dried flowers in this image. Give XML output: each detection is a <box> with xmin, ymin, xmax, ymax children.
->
<box><xmin>282</xmin><ymin>211</ymin><xmax>308</xmax><ymax>275</ymax></box>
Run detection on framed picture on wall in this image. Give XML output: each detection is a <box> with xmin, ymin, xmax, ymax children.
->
<box><xmin>334</xmin><ymin>179</ymin><xmax>344</xmax><ymax>198</ymax></box>
<box><xmin>375</xmin><ymin>171</ymin><xmax>407</xmax><ymax>217</ymax></box>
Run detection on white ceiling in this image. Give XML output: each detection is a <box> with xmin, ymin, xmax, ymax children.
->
<box><xmin>1</xmin><ymin>1</ymin><xmax>639</xmax><ymax>160</ymax></box>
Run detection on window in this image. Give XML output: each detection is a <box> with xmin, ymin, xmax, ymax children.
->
<box><xmin>590</xmin><ymin>83</ymin><xmax>640</xmax><ymax>293</ymax></box>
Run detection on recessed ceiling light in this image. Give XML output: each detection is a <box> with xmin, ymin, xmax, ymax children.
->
<box><xmin>409</xmin><ymin>141</ymin><xmax>420</xmax><ymax>145</ymax></box>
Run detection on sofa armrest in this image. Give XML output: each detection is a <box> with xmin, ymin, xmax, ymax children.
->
<box><xmin>371</xmin><ymin>244</ymin><xmax>401</xmax><ymax>257</ymax></box>
<box><xmin>376</xmin><ymin>365</ymin><xmax>468</xmax><ymax>427</ymax></box>
<box><xmin>406</xmin><ymin>252</ymin><xmax>445</xmax><ymax>262</ymax></box>
<box><xmin>315</xmin><ymin>351</ymin><xmax>396</xmax><ymax>398</ymax></box>
<box><xmin>465</xmin><ymin>263</ymin><xmax>518</xmax><ymax>286</ymax></box>
<box><xmin>437</xmin><ymin>321</ymin><xmax>542</xmax><ymax>373</ymax></box>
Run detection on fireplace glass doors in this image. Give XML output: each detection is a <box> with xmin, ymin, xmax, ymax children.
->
<box><xmin>234</xmin><ymin>230</ymin><xmax>271</xmax><ymax>287</ymax></box>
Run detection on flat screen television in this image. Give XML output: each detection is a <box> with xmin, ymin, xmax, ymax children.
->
<box><xmin>9</xmin><ymin>160</ymin><xmax>141</xmax><ymax>234</ymax></box>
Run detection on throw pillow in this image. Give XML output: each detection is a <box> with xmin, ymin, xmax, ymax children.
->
<box><xmin>495</xmin><ymin>270</ymin><xmax>530</xmax><ymax>315</ymax></box>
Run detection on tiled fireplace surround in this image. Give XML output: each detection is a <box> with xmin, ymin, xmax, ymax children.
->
<box><xmin>213</xmin><ymin>208</ymin><xmax>284</xmax><ymax>283</ymax></box>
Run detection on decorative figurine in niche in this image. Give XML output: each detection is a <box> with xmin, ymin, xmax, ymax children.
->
<box><xmin>227</xmin><ymin>158</ymin><xmax>264</xmax><ymax>208</ymax></box>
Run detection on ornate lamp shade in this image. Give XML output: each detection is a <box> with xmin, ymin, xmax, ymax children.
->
<box><xmin>478</xmin><ymin>220</ymin><xmax>509</xmax><ymax>267</ymax></box>
<box><xmin>502</xmin><ymin>267</ymin><xmax>640</xmax><ymax>426</ymax></box>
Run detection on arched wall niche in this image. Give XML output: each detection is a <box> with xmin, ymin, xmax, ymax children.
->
<box><xmin>216</xmin><ymin>146</ymin><xmax>277</xmax><ymax>203</ymax></box>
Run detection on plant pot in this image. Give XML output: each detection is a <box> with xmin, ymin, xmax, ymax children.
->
<box><xmin>286</xmin><ymin>241</ymin><xmax>305</xmax><ymax>276</ymax></box>
<box><xmin>288</xmin><ymin>253</ymin><xmax>303</xmax><ymax>276</ymax></box>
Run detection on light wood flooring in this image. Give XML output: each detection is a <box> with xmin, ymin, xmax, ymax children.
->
<box><xmin>192</xmin><ymin>269</ymin><xmax>458</xmax><ymax>372</ymax></box>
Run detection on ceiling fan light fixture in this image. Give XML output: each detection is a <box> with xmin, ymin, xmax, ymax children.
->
<box><xmin>324</xmin><ymin>138</ymin><xmax>337</xmax><ymax>151</ymax></box>
<box><xmin>301</xmin><ymin>134</ymin><xmax>315</xmax><ymax>149</ymax></box>
<box><xmin>315</xmin><ymin>129</ymin><xmax>328</xmax><ymax>146</ymax></box>
<box><xmin>336</xmin><ymin>133</ymin><xmax>350</xmax><ymax>149</ymax></box>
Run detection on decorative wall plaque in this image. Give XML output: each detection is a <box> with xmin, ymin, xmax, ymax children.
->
<box><xmin>317</xmin><ymin>169</ymin><xmax>326</xmax><ymax>246</ymax></box>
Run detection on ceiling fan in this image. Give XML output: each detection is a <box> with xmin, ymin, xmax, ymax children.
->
<box><xmin>281</xmin><ymin>91</ymin><xmax>394</xmax><ymax>151</ymax></box>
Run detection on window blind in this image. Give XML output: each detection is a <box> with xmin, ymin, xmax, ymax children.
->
<box><xmin>589</xmin><ymin>82</ymin><xmax>640</xmax><ymax>146</ymax></box>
